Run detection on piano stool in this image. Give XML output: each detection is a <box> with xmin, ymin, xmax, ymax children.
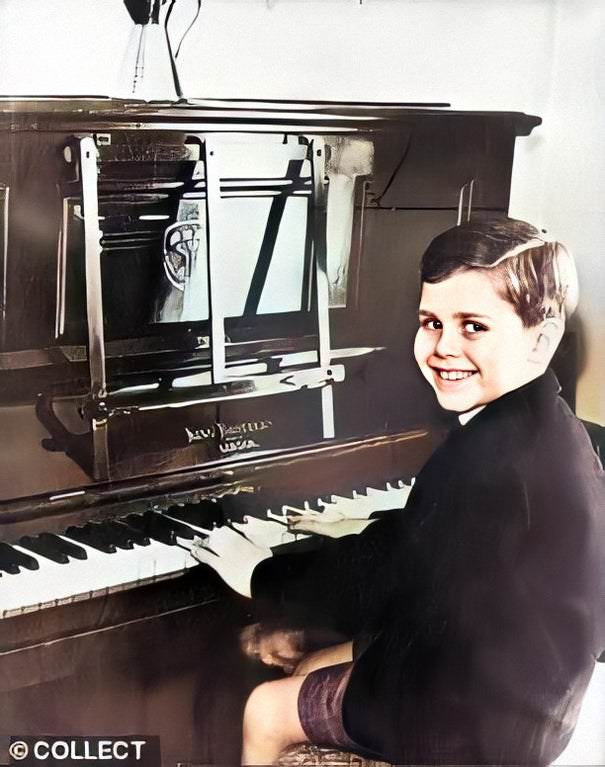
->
<box><xmin>275</xmin><ymin>744</ymin><xmax>390</xmax><ymax>767</ymax></box>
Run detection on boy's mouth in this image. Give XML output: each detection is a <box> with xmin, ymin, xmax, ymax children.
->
<box><xmin>431</xmin><ymin>367</ymin><xmax>477</xmax><ymax>382</ymax></box>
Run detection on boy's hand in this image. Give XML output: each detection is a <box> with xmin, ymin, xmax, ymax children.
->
<box><xmin>230</xmin><ymin>515</ymin><xmax>300</xmax><ymax>548</ymax></box>
<box><xmin>240</xmin><ymin>623</ymin><xmax>305</xmax><ymax>674</ymax></box>
<box><xmin>287</xmin><ymin>515</ymin><xmax>376</xmax><ymax>538</ymax></box>
<box><xmin>190</xmin><ymin>527</ymin><xmax>272</xmax><ymax>597</ymax></box>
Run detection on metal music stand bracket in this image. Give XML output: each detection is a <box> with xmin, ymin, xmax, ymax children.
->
<box><xmin>38</xmin><ymin>133</ymin><xmax>344</xmax><ymax>480</ymax></box>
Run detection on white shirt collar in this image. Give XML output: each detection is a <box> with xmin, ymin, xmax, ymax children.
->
<box><xmin>458</xmin><ymin>405</ymin><xmax>486</xmax><ymax>426</ymax></box>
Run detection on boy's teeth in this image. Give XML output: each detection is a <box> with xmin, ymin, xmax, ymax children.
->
<box><xmin>438</xmin><ymin>370</ymin><xmax>474</xmax><ymax>381</ymax></box>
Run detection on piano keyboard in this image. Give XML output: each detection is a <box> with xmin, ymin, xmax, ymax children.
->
<box><xmin>0</xmin><ymin>482</ymin><xmax>411</xmax><ymax>619</ymax></box>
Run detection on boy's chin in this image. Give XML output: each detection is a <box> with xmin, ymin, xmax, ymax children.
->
<box><xmin>433</xmin><ymin>389</ymin><xmax>483</xmax><ymax>413</ymax></box>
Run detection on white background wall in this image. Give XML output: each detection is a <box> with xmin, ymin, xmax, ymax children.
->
<box><xmin>0</xmin><ymin>1</ymin><xmax>603</xmax><ymax>762</ymax></box>
<box><xmin>0</xmin><ymin>0</ymin><xmax>602</xmax><ymax>421</ymax></box>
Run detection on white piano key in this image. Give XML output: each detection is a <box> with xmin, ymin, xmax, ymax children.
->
<box><xmin>365</xmin><ymin>484</ymin><xmax>412</xmax><ymax>510</ymax></box>
<box><xmin>0</xmin><ymin>534</ymin><xmax>199</xmax><ymax>618</ymax></box>
<box><xmin>0</xmin><ymin>545</ymin><xmax>64</xmax><ymax>613</ymax></box>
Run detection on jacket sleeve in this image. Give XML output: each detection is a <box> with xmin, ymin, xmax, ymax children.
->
<box><xmin>250</xmin><ymin>509</ymin><xmax>405</xmax><ymax>638</ymax></box>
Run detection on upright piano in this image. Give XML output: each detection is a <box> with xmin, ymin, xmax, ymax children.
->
<box><xmin>0</xmin><ymin>98</ymin><xmax>540</xmax><ymax>764</ymax></box>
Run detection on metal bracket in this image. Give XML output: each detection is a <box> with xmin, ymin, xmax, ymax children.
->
<box><xmin>278</xmin><ymin>365</ymin><xmax>344</xmax><ymax>390</ymax></box>
<box><xmin>80</xmin><ymin>136</ymin><xmax>109</xmax><ymax>480</ymax></box>
<box><xmin>204</xmin><ymin>137</ymin><xmax>227</xmax><ymax>384</ymax></box>
<box><xmin>308</xmin><ymin>137</ymin><xmax>336</xmax><ymax>439</ymax></box>
<box><xmin>457</xmin><ymin>179</ymin><xmax>475</xmax><ymax>225</ymax></box>
<box><xmin>0</xmin><ymin>185</ymin><xmax>9</xmax><ymax>348</ymax></box>
<box><xmin>198</xmin><ymin>136</ymin><xmax>339</xmax><ymax>438</ymax></box>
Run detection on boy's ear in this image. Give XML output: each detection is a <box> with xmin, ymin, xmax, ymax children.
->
<box><xmin>528</xmin><ymin>318</ymin><xmax>565</xmax><ymax>365</ymax></box>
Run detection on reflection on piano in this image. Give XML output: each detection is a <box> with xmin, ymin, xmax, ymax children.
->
<box><xmin>0</xmin><ymin>97</ymin><xmax>540</xmax><ymax>764</ymax></box>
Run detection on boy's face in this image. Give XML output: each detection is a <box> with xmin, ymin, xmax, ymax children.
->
<box><xmin>414</xmin><ymin>269</ymin><xmax>544</xmax><ymax>413</ymax></box>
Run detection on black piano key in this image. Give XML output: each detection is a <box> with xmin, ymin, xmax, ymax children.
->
<box><xmin>86</xmin><ymin>521</ymin><xmax>136</xmax><ymax>551</ymax></box>
<box><xmin>0</xmin><ymin>542</ymin><xmax>40</xmax><ymax>573</ymax></box>
<box><xmin>159</xmin><ymin>516</ymin><xmax>197</xmax><ymax>540</ymax></box>
<box><xmin>221</xmin><ymin>492</ymin><xmax>300</xmax><ymax>520</ymax></box>
<box><xmin>55</xmin><ymin>534</ymin><xmax>88</xmax><ymax>560</ymax></box>
<box><xmin>106</xmin><ymin>520</ymin><xmax>150</xmax><ymax>548</ymax></box>
<box><xmin>122</xmin><ymin>511</ymin><xmax>195</xmax><ymax>545</ymax></box>
<box><xmin>164</xmin><ymin>500</ymin><xmax>223</xmax><ymax>529</ymax></box>
<box><xmin>19</xmin><ymin>534</ymin><xmax>71</xmax><ymax>564</ymax></box>
<box><xmin>65</xmin><ymin>524</ymin><xmax>117</xmax><ymax>554</ymax></box>
<box><xmin>0</xmin><ymin>550</ymin><xmax>19</xmax><ymax>574</ymax></box>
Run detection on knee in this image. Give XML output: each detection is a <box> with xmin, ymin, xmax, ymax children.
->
<box><xmin>243</xmin><ymin>682</ymin><xmax>283</xmax><ymax>742</ymax></box>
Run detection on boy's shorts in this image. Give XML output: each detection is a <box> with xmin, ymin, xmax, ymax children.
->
<box><xmin>297</xmin><ymin>661</ymin><xmax>360</xmax><ymax>751</ymax></box>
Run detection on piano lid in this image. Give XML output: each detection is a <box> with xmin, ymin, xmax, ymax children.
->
<box><xmin>0</xmin><ymin>96</ymin><xmax>541</xmax><ymax>136</ymax></box>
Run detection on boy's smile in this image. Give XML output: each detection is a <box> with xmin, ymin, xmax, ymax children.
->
<box><xmin>414</xmin><ymin>269</ymin><xmax>546</xmax><ymax>413</ymax></box>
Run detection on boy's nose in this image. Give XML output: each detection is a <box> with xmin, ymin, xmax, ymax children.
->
<box><xmin>434</xmin><ymin>326</ymin><xmax>462</xmax><ymax>357</ymax></box>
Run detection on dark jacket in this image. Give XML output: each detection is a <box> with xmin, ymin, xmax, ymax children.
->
<box><xmin>252</xmin><ymin>371</ymin><xmax>605</xmax><ymax>765</ymax></box>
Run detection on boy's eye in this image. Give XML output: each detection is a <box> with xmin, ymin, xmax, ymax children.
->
<box><xmin>421</xmin><ymin>318</ymin><xmax>442</xmax><ymax>330</ymax></box>
<box><xmin>463</xmin><ymin>321</ymin><xmax>487</xmax><ymax>334</ymax></box>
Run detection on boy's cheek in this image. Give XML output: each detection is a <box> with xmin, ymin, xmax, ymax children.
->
<box><xmin>413</xmin><ymin>331</ymin><xmax>429</xmax><ymax>369</ymax></box>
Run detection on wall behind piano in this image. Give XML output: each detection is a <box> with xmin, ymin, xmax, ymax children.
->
<box><xmin>0</xmin><ymin>0</ymin><xmax>602</xmax><ymax>422</ymax></box>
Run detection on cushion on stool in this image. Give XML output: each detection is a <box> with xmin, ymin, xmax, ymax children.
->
<box><xmin>275</xmin><ymin>743</ymin><xmax>391</xmax><ymax>767</ymax></box>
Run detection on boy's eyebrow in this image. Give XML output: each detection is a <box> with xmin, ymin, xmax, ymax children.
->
<box><xmin>418</xmin><ymin>309</ymin><xmax>492</xmax><ymax>320</ymax></box>
<box><xmin>454</xmin><ymin>311</ymin><xmax>492</xmax><ymax>320</ymax></box>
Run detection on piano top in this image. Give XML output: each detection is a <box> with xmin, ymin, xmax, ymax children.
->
<box><xmin>0</xmin><ymin>96</ymin><xmax>541</xmax><ymax>135</ymax></box>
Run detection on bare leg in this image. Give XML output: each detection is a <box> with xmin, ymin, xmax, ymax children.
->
<box><xmin>241</xmin><ymin>641</ymin><xmax>354</xmax><ymax>764</ymax></box>
<box><xmin>242</xmin><ymin>675</ymin><xmax>308</xmax><ymax>765</ymax></box>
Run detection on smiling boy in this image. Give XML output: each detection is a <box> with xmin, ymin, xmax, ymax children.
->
<box><xmin>414</xmin><ymin>220</ymin><xmax>577</xmax><ymax>414</ymax></box>
<box><xmin>193</xmin><ymin>218</ymin><xmax>605</xmax><ymax>766</ymax></box>
<box><xmin>416</xmin><ymin>267</ymin><xmax>553</xmax><ymax>412</ymax></box>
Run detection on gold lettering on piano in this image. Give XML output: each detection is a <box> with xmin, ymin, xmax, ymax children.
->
<box><xmin>185</xmin><ymin>420</ymin><xmax>273</xmax><ymax>453</ymax></box>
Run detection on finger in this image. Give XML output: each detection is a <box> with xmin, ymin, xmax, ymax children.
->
<box><xmin>190</xmin><ymin>540</ymin><xmax>218</xmax><ymax>560</ymax></box>
<box><xmin>211</xmin><ymin>525</ymin><xmax>239</xmax><ymax>541</ymax></box>
<box><xmin>287</xmin><ymin>519</ymin><xmax>325</xmax><ymax>534</ymax></box>
<box><xmin>288</xmin><ymin>514</ymin><xmax>333</xmax><ymax>527</ymax></box>
<box><xmin>266</xmin><ymin>509</ymin><xmax>289</xmax><ymax>524</ymax></box>
<box><xmin>281</xmin><ymin>505</ymin><xmax>311</xmax><ymax>516</ymax></box>
<box><xmin>192</xmin><ymin>528</ymin><xmax>213</xmax><ymax>538</ymax></box>
<box><xmin>230</xmin><ymin>521</ymin><xmax>247</xmax><ymax>532</ymax></box>
<box><xmin>230</xmin><ymin>521</ymin><xmax>255</xmax><ymax>542</ymax></box>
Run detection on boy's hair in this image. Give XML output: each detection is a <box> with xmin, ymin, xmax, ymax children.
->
<box><xmin>420</xmin><ymin>218</ymin><xmax>579</xmax><ymax>327</ymax></box>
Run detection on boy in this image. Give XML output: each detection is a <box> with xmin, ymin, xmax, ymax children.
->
<box><xmin>193</xmin><ymin>218</ymin><xmax>605</xmax><ymax>765</ymax></box>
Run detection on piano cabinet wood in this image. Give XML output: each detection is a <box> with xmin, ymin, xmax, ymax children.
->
<box><xmin>0</xmin><ymin>429</ymin><xmax>437</xmax><ymax>544</ymax></box>
<box><xmin>367</xmin><ymin>115</ymin><xmax>524</xmax><ymax>210</ymax></box>
<box><xmin>0</xmin><ymin>572</ymin><xmax>263</xmax><ymax>766</ymax></box>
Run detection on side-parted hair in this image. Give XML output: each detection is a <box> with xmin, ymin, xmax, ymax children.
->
<box><xmin>420</xmin><ymin>218</ymin><xmax>579</xmax><ymax>327</ymax></box>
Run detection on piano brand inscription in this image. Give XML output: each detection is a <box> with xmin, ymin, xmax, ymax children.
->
<box><xmin>185</xmin><ymin>420</ymin><xmax>273</xmax><ymax>454</ymax></box>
